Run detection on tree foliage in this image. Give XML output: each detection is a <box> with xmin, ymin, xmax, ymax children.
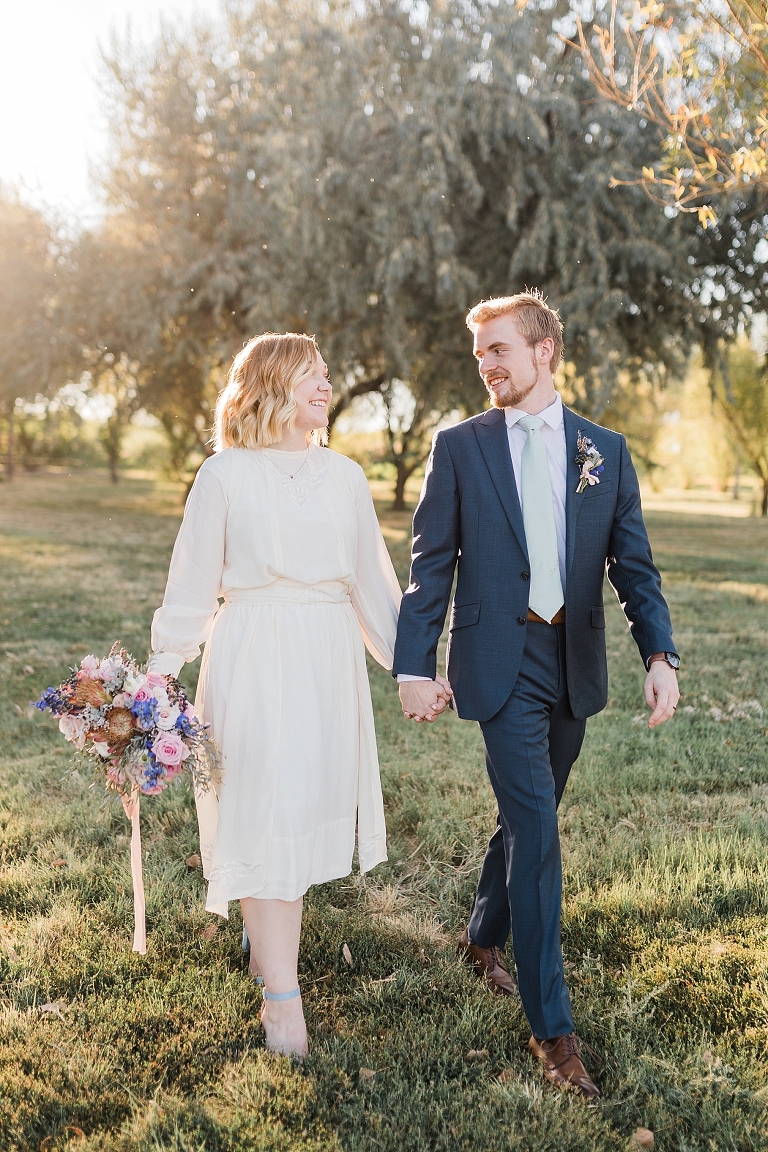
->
<box><xmin>713</xmin><ymin>340</ymin><xmax>768</xmax><ymax>514</ymax></box>
<box><xmin>0</xmin><ymin>194</ymin><xmax>60</xmax><ymax>477</ymax></box>
<box><xmin>573</xmin><ymin>0</ymin><xmax>768</xmax><ymax>225</ymax></box>
<box><xmin>15</xmin><ymin>0</ymin><xmax>763</xmax><ymax>499</ymax></box>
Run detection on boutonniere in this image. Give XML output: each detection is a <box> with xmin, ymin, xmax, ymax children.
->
<box><xmin>575</xmin><ymin>431</ymin><xmax>605</xmax><ymax>493</ymax></box>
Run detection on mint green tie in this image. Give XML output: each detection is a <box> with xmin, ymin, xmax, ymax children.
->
<box><xmin>518</xmin><ymin>415</ymin><xmax>564</xmax><ymax>622</ymax></box>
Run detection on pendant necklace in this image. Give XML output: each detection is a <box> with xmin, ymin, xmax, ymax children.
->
<box><xmin>267</xmin><ymin>444</ymin><xmax>311</xmax><ymax>480</ymax></box>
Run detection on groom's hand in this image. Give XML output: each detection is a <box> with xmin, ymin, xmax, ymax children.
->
<box><xmin>399</xmin><ymin>676</ymin><xmax>453</xmax><ymax>723</ymax></box>
<box><xmin>644</xmin><ymin>659</ymin><xmax>680</xmax><ymax>728</ymax></box>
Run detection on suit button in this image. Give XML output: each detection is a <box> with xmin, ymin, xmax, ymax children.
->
<box><xmin>516</xmin><ymin>615</ymin><xmax>526</xmax><ymax>626</ymax></box>
<box><xmin>521</xmin><ymin>571</ymin><xmax>530</xmax><ymax>581</ymax></box>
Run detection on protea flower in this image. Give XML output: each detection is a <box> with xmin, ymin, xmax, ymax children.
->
<box><xmin>103</xmin><ymin>706</ymin><xmax>136</xmax><ymax>745</ymax></box>
<box><xmin>72</xmin><ymin>677</ymin><xmax>109</xmax><ymax>708</ymax></box>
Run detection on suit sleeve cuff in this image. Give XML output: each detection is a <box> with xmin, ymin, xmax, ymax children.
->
<box><xmin>396</xmin><ymin>674</ymin><xmax>432</xmax><ymax>683</ymax></box>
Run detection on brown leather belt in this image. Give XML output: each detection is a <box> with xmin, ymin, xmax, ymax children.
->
<box><xmin>527</xmin><ymin>607</ymin><xmax>566</xmax><ymax>625</ymax></box>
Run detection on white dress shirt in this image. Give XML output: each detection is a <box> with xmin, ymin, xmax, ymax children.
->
<box><xmin>397</xmin><ymin>393</ymin><xmax>568</xmax><ymax>683</ymax></box>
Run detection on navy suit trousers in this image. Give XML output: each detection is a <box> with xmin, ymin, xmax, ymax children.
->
<box><xmin>467</xmin><ymin>620</ymin><xmax>586</xmax><ymax>1040</ymax></box>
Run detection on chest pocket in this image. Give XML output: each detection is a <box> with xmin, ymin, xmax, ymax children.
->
<box><xmin>580</xmin><ymin>479</ymin><xmax>613</xmax><ymax>498</ymax></box>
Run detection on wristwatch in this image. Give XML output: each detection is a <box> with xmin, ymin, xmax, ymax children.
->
<box><xmin>648</xmin><ymin>651</ymin><xmax>680</xmax><ymax>671</ymax></box>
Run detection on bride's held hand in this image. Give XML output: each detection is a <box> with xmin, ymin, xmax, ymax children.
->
<box><xmin>399</xmin><ymin>677</ymin><xmax>453</xmax><ymax>723</ymax></box>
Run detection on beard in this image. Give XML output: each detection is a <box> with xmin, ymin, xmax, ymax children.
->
<box><xmin>486</xmin><ymin>358</ymin><xmax>539</xmax><ymax>409</ymax></box>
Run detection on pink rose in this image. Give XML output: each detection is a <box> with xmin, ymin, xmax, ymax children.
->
<box><xmin>145</xmin><ymin>672</ymin><xmax>167</xmax><ymax>689</ymax></box>
<box><xmin>97</xmin><ymin>658</ymin><xmax>117</xmax><ymax>681</ymax></box>
<box><xmin>132</xmin><ymin>681</ymin><xmax>151</xmax><ymax>703</ymax></box>
<box><xmin>155</xmin><ymin>702</ymin><xmax>180</xmax><ymax>731</ymax></box>
<box><xmin>59</xmin><ymin>714</ymin><xmax>87</xmax><ymax>750</ymax></box>
<box><xmin>151</xmin><ymin>732</ymin><xmax>189</xmax><ymax>767</ymax></box>
<box><xmin>80</xmin><ymin>655</ymin><xmax>99</xmax><ymax>676</ymax></box>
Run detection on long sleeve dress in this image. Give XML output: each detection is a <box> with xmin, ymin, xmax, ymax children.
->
<box><xmin>150</xmin><ymin>444</ymin><xmax>402</xmax><ymax>916</ymax></box>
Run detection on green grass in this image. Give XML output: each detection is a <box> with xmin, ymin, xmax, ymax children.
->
<box><xmin>1</xmin><ymin>474</ymin><xmax>768</xmax><ymax>1151</ymax></box>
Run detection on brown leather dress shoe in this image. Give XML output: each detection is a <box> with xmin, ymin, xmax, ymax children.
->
<box><xmin>457</xmin><ymin>928</ymin><xmax>518</xmax><ymax>996</ymax></box>
<box><xmin>528</xmin><ymin>1033</ymin><xmax>600</xmax><ymax>1099</ymax></box>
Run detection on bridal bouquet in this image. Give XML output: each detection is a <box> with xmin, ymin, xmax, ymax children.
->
<box><xmin>34</xmin><ymin>645</ymin><xmax>216</xmax><ymax>954</ymax></box>
<box><xmin>34</xmin><ymin>645</ymin><xmax>213</xmax><ymax>798</ymax></box>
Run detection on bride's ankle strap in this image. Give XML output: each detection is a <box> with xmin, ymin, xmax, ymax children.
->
<box><xmin>262</xmin><ymin>986</ymin><xmax>301</xmax><ymax>1001</ymax></box>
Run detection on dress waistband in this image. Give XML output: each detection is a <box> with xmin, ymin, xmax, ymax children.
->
<box><xmin>223</xmin><ymin>581</ymin><xmax>351</xmax><ymax>607</ymax></box>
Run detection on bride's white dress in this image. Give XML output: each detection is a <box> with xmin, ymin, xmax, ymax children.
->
<box><xmin>150</xmin><ymin>444</ymin><xmax>401</xmax><ymax>915</ymax></box>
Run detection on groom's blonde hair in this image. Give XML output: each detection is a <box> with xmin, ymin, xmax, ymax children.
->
<box><xmin>214</xmin><ymin>331</ymin><xmax>323</xmax><ymax>451</ymax></box>
<box><xmin>466</xmin><ymin>289</ymin><xmax>564</xmax><ymax>368</ymax></box>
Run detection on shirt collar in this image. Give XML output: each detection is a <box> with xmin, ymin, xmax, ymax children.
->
<box><xmin>504</xmin><ymin>392</ymin><xmax>563</xmax><ymax>432</ymax></box>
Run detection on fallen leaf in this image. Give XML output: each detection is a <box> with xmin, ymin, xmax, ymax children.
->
<box><xmin>359</xmin><ymin>1067</ymin><xmax>377</xmax><ymax>1081</ymax></box>
<box><xmin>23</xmin><ymin>665</ymin><xmax>35</xmax><ymax>675</ymax></box>
<box><xmin>497</xmin><ymin>1067</ymin><xmax>515</xmax><ymax>1083</ymax></box>
<box><xmin>14</xmin><ymin>704</ymin><xmax>22</xmax><ymax>715</ymax></box>
<box><xmin>465</xmin><ymin>1049</ymin><xmax>489</xmax><ymax>1061</ymax></box>
<box><xmin>342</xmin><ymin>942</ymin><xmax>353</xmax><ymax>966</ymax></box>
<box><xmin>185</xmin><ymin>854</ymin><xmax>202</xmax><ymax>869</ymax></box>
<box><xmin>52</xmin><ymin>858</ymin><xmax>67</xmax><ymax>868</ymax></box>
<box><xmin>632</xmin><ymin>1129</ymin><xmax>654</xmax><ymax>1150</ymax></box>
<box><xmin>199</xmin><ymin>922</ymin><xmax>218</xmax><ymax>941</ymax></box>
<box><xmin>40</xmin><ymin>1001</ymin><xmax>68</xmax><ymax>1019</ymax></box>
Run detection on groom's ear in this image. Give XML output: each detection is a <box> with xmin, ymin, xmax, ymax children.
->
<box><xmin>537</xmin><ymin>337</ymin><xmax>555</xmax><ymax>366</ymax></box>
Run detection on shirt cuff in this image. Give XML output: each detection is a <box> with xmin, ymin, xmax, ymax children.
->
<box><xmin>147</xmin><ymin>651</ymin><xmax>186</xmax><ymax>677</ymax></box>
<box><xmin>396</xmin><ymin>674</ymin><xmax>432</xmax><ymax>683</ymax></box>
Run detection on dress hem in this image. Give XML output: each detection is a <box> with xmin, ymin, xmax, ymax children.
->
<box><xmin>204</xmin><ymin>840</ymin><xmax>388</xmax><ymax>913</ymax></box>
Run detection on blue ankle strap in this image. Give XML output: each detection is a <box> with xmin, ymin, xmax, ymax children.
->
<box><xmin>262</xmin><ymin>986</ymin><xmax>301</xmax><ymax>1002</ymax></box>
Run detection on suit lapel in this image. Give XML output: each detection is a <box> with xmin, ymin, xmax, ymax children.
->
<box><xmin>473</xmin><ymin>408</ymin><xmax>529</xmax><ymax>561</ymax></box>
<box><xmin>563</xmin><ymin>405</ymin><xmax>585</xmax><ymax>583</ymax></box>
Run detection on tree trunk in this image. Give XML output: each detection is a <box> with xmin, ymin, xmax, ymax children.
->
<box><xmin>762</xmin><ymin>476</ymin><xmax>768</xmax><ymax>517</ymax></box>
<box><xmin>732</xmin><ymin>458</ymin><xmax>740</xmax><ymax>500</ymax></box>
<box><xmin>6</xmin><ymin>400</ymin><xmax>15</xmax><ymax>480</ymax></box>
<box><xmin>109</xmin><ymin>446</ymin><xmax>120</xmax><ymax>484</ymax></box>
<box><xmin>392</xmin><ymin>460</ymin><xmax>409</xmax><ymax>512</ymax></box>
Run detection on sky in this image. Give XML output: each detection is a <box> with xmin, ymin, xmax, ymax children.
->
<box><xmin>0</xmin><ymin>0</ymin><xmax>223</xmax><ymax>222</ymax></box>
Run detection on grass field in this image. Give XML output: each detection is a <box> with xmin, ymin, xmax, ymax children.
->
<box><xmin>1</xmin><ymin>471</ymin><xmax>768</xmax><ymax>1151</ymax></box>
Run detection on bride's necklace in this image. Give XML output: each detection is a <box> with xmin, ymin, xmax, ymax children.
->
<box><xmin>266</xmin><ymin>444</ymin><xmax>311</xmax><ymax>480</ymax></box>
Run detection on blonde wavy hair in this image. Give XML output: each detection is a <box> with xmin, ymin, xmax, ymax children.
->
<box><xmin>214</xmin><ymin>331</ymin><xmax>324</xmax><ymax>451</ymax></box>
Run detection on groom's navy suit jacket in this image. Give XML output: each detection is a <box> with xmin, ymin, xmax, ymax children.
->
<box><xmin>392</xmin><ymin>404</ymin><xmax>675</xmax><ymax>722</ymax></box>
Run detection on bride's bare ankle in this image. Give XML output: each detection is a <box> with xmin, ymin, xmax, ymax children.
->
<box><xmin>260</xmin><ymin>996</ymin><xmax>308</xmax><ymax>1057</ymax></box>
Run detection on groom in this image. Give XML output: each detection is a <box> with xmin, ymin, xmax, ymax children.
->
<box><xmin>393</xmin><ymin>290</ymin><xmax>679</xmax><ymax>1098</ymax></box>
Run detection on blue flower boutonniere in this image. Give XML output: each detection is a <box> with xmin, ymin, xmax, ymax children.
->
<box><xmin>575</xmin><ymin>431</ymin><xmax>605</xmax><ymax>494</ymax></box>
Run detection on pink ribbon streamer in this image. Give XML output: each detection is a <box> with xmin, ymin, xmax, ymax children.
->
<box><xmin>121</xmin><ymin>787</ymin><xmax>146</xmax><ymax>954</ymax></box>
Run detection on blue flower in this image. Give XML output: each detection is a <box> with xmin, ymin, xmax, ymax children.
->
<box><xmin>34</xmin><ymin>687</ymin><xmax>68</xmax><ymax>714</ymax></box>
<box><xmin>131</xmin><ymin>699</ymin><xmax>158</xmax><ymax>730</ymax></box>
<box><xmin>174</xmin><ymin>714</ymin><xmax>194</xmax><ymax>737</ymax></box>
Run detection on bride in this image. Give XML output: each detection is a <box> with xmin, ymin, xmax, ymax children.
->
<box><xmin>149</xmin><ymin>332</ymin><xmax>403</xmax><ymax>1056</ymax></box>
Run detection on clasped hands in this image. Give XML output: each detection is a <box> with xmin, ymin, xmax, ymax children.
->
<box><xmin>400</xmin><ymin>660</ymin><xmax>680</xmax><ymax>728</ymax></box>
<box><xmin>399</xmin><ymin>676</ymin><xmax>453</xmax><ymax>723</ymax></box>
